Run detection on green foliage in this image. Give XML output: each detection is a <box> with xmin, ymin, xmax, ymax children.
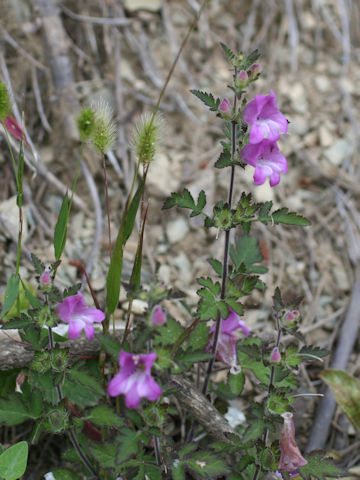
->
<box><xmin>86</xmin><ymin>404</ymin><xmax>123</xmax><ymax>428</ymax></box>
<box><xmin>320</xmin><ymin>369</ymin><xmax>360</xmax><ymax>431</ymax></box>
<box><xmin>53</xmin><ymin>192</ymin><xmax>70</xmax><ymax>260</ymax></box>
<box><xmin>163</xmin><ymin>188</ymin><xmax>206</xmax><ymax>217</ymax></box>
<box><xmin>259</xmin><ymin>203</ymin><xmax>311</xmax><ymax>227</ymax></box>
<box><xmin>1</xmin><ymin>274</ymin><xmax>19</xmax><ymax>320</ymax></box>
<box><xmin>52</xmin><ymin>469</ymin><xmax>81</xmax><ymax>480</ymax></box>
<box><xmin>115</xmin><ymin>428</ymin><xmax>149</xmax><ymax>464</ymax></box>
<box><xmin>0</xmin><ymin>441</ymin><xmax>28</xmax><ymax>480</ymax></box>
<box><xmin>230</xmin><ymin>235</ymin><xmax>267</xmax><ymax>275</ymax></box>
<box><xmin>62</xmin><ymin>367</ymin><xmax>104</xmax><ymax>408</ymax></box>
<box><xmin>0</xmin><ymin>389</ymin><xmax>42</xmax><ymax>426</ymax></box>
<box><xmin>30</xmin><ymin>253</ymin><xmax>45</xmax><ymax>276</ymax></box>
<box><xmin>190</xmin><ymin>90</ymin><xmax>221</xmax><ymax>112</ymax></box>
<box><xmin>298</xmin><ymin>452</ymin><xmax>343</xmax><ymax>479</ymax></box>
<box><xmin>152</xmin><ymin>317</ymin><xmax>184</xmax><ymax>346</ymax></box>
<box><xmin>228</xmin><ymin>371</ymin><xmax>245</xmax><ymax>395</ymax></box>
<box><xmin>197</xmin><ymin>277</ymin><xmax>228</xmax><ymax>320</ymax></box>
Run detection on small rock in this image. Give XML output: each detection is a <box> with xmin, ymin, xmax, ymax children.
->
<box><xmin>158</xmin><ymin>264</ymin><xmax>171</xmax><ymax>284</ymax></box>
<box><xmin>314</xmin><ymin>75</ymin><xmax>331</xmax><ymax>93</ymax></box>
<box><xmin>123</xmin><ymin>0</ymin><xmax>162</xmax><ymax>12</ymax></box>
<box><xmin>287</xmin><ymin>82</ymin><xmax>308</xmax><ymax>113</ymax></box>
<box><xmin>288</xmin><ymin>115</ymin><xmax>309</xmax><ymax>136</ymax></box>
<box><xmin>318</xmin><ymin>125</ymin><xmax>333</xmax><ymax>147</ymax></box>
<box><xmin>166</xmin><ymin>217</ymin><xmax>189</xmax><ymax>244</ymax></box>
<box><xmin>0</xmin><ymin>196</ymin><xmax>29</xmax><ymax>242</ymax></box>
<box><xmin>147</xmin><ymin>152</ymin><xmax>182</xmax><ymax>198</ymax></box>
<box><xmin>325</xmin><ymin>139</ymin><xmax>353</xmax><ymax>166</ymax></box>
<box><xmin>171</xmin><ymin>252</ymin><xmax>192</xmax><ymax>285</ymax></box>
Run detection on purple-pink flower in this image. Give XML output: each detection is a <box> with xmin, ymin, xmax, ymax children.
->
<box><xmin>108</xmin><ymin>351</ymin><xmax>162</xmax><ymax>408</ymax></box>
<box><xmin>219</xmin><ymin>98</ymin><xmax>231</xmax><ymax>115</ymax></box>
<box><xmin>39</xmin><ymin>269</ymin><xmax>51</xmax><ymax>286</ymax></box>
<box><xmin>241</xmin><ymin>139</ymin><xmax>287</xmax><ymax>187</ymax></box>
<box><xmin>150</xmin><ymin>305</ymin><xmax>167</xmax><ymax>326</ymax></box>
<box><xmin>207</xmin><ymin>309</ymin><xmax>249</xmax><ymax>373</ymax></box>
<box><xmin>270</xmin><ymin>346</ymin><xmax>282</xmax><ymax>363</ymax></box>
<box><xmin>55</xmin><ymin>292</ymin><xmax>105</xmax><ymax>339</ymax></box>
<box><xmin>243</xmin><ymin>90</ymin><xmax>288</xmax><ymax>144</ymax></box>
<box><xmin>279</xmin><ymin>412</ymin><xmax>307</xmax><ymax>471</ymax></box>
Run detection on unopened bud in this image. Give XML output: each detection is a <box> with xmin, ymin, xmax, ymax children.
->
<box><xmin>283</xmin><ymin>310</ymin><xmax>300</xmax><ymax>323</ymax></box>
<box><xmin>40</xmin><ymin>270</ymin><xmax>51</xmax><ymax>287</ymax></box>
<box><xmin>236</xmin><ymin>70</ymin><xmax>249</xmax><ymax>90</ymax></box>
<box><xmin>248</xmin><ymin>63</ymin><xmax>262</xmax><ymax>79</ymax></box>
<box><xmin>219</xmin><ymin>98</ymin><xmax>231</xmax><ymax>115</ymax></box>
<box><xmin>270</xmin><ymin>347</ymin><xmax>281</xmax><ymax>363</ymax></box>
<box><xmin>150</xmin><ymin>305</ymin><xmax>166</xmax><ymax>326</ymax></box>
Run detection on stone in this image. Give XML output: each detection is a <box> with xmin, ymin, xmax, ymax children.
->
<box><xmin>314</xmin><ymin>75</ymin><xmax>331</xmax><ymax>93</ymax></box>
<box><xmin>146</xmin><ymin>152</ymin><xmax>182</xmax><ymax>198</ymax></box>
<box><xmin>123</xmin><ymin>0</ymin><xmax>163</xmax><ymax>12</ymax></box>
<box><xmin>166</xmin><ymin>217</ymin><xmax>189</xmax><ymax>244</ymax></box>
<box><xmin>325</xmin><ymin>139</ymin><xmax>353</xmax><ymax>166</ymax></box>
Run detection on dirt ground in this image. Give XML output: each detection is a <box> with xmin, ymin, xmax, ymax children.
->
<box><xmin>1</xmin><ymin>0</ymin><xmax>360</xmax><ymax>476</ymax></box>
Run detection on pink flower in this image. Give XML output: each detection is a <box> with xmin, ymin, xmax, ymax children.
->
<box><xmin>4</xmin><ymin>115</ymin><xmax>28</xmax><ymax>143</ymax></box>
<box><xmin>279</xmin><ymin>412</ymin><xmax>307</xmax><ymax>471</ymax></box>
<box><xmin>55</xmin><ymin>292</ymin><xmax>105</xmax><ymax>339</ymax></box>
<box><xmin>243</xmin><ymin>90</ymin><xmax>287</xmax><ymax>144</ymax></box>
<box><xmin>207</xmin><ymin>309</ymin><xmax>249</xmax><ymax>373</ymax></box>
<box><xmin>150</xmin><ymin>305</ymin><xmax>166</xmax><ymax>326</ymax></box>
<box><xmin>219</xmin><ymin>98</ymin><xmax>231</xmax><ymax>115</ymax></box>
<box><xmin>241</xmin><ymin>139</ymin><xmax>287</xmax><ymax>187</ymax></box>
<box><xmin>270</xmin><ymin>347</ymin><xmax>281</xmax><ymax>363</ymax></box>
<box><xmin>108</xmin><ymin>351</ymin><xmax>162</xmax><ymax>408</ymax></box>
<box><xmin>39</xmin><ymin>270</ymin><xmax>51</xmax><ymax>286</ymax></box>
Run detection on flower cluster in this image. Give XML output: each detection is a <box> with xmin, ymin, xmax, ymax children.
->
<box><xmin>242</xmin><ymin>90</ymin><xmax>288</xmax><ymax>187</ymax></box>
<box><xmin>207</xmin><ymin>309</ymin><xmax>249</xmax><ymax>374</ymax></box>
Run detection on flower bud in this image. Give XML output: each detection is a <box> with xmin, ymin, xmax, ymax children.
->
<box><xmin>219</xmin><ymin>98</ymin><xmax>231</xmax><ymax>115</ymax></box>
<box><xmin>150</xmin><ymin>305</ymin><xmax>166</xmax><ymax>326</ymax></box>
<box><xmin>214</xmin><ymin>208</ymin><xmax>233</xmax><ymax>230</ymax></box>
<box><xmin>236</xmin><ymin>70</ymin><xmax>249</xmax><ymax>90</ymax></box>
<box><xmin>40</xmin><ymin>269</ymin><xmax>51</xmax><ymax>287</ymax></box>
<box><xmin>248</xmin><ymin>63</ymin><xmax>262</xmax><ymax>79</ymax></box>
<box><xmin>283</xmin><ymin>310</ymin><xmax>300</xmax><ymax>323</ymax></box>
<box><xmin>0</xmin><ymin>82</ymin><xmax>11</xmax><ymax>121</ymax></box>
<box><xmin>270</xmin><ymin>346</ymin><xmax>281</xmax><ymax>363</ymax></box>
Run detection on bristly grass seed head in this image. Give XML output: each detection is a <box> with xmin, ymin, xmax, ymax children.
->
<box><xmin>91</xmin><ymin>100</ymin><xmax>116</xmax><ymax>154</ymax></box>
<box><xmin>131</xmin><ymin>112</ymin><xmax>164</xmax><ymax>165</ymax></box>
<box><xmin>0</xmin><ymin>82</ymin><xmax>12</xmax><ymax>121</ymax></box>
<box><xmin>77</xmin><ymin>107</ymin><xmax>96</xmax><ymax>140</ymax></box>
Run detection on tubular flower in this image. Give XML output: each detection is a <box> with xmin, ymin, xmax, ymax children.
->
<box><xmin>243</xmin><ymin>90</ymin><xmax>288</xmax><ymax>144</ymax></box>
<box><xmin>108</xmin><ymin>351</ymin><xmax>162</xmax><ymax>408</ymax></box>
<box><xmin>55</xmin><ymin>292</ymin><xmax>105</xmax><ymax>339</ymax></box>
<box><xmin>219</xmin><ymin>98</ymin><xmax>231</xmax><ymax>115</ymax></box>
<box><xmin>207</xmin><ymin>309</ymin><xmax>249</xmax><ymax>374</ymax></box>
<box><xmin>241</xmin><ymin>139</ymin><xmax>287</xmax><ymax>187</ymax></box>
<box><xmin>279</xmin><ymin>412</ymin><xmax>307</xmax><ymax>471</ymax></box>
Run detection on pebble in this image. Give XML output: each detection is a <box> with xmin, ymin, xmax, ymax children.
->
<box><xmin>166</xmin><ymin>217</ymin><xmax>189</xmax><ymax>244</ymax></box>
<box><xmin>318</xmin><ymin>125</ymin><xmax>333</xmax><ymax>147</ymax></box>
<box><xmin>314</xmin><ymin>75</ymin><xmax>331</xmax><ymax>93</ymax></box>
<box><xmin>325</xmin><ymin>139</ymin><xmax>353</xmax><ymax>166</ymax></box>
<box><xmin>147</xmin><ymin>152</ymin><xmax>182</xmax><ymax>197</ymax></box>
<box><xmin>123</xmin><ymin>0</ymin><xmax>163</xmax><ymax>12</ymax></box>
<box><xmin>171</xmin><ymin>252</ymin><xmax>192</xmax><ymax>285</ymax></box>
<box><xmin>287</xmin><ymin>82</ymin><xmax>308</xmax><ymax>113</ymax></box>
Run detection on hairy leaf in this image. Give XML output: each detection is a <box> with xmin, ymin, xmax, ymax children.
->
<box><xmin>190</xmin><ymin>89</ymin><xmax>220</xmax><ymax>111</ymax></box>
<box><xmin>298</xmin><ymin>452</ymin><xmax>343</xmax><ymax>480</ymax></box>
<box><xmin>0</xmin><ymin>441</ymin><xmax>28</xmax><ymax>480</ymax></box>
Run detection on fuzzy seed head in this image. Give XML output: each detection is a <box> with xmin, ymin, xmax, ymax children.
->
<box><xmin>0</xmin><ymin>82</ymin><xmax>12</xmax><ymax>121</ymax></box>
<box><xmin>77</xmin><ymin>107</ymin><xmax>95</xmax><ymax>140</ymax></box>
<box><xmin>132</xmin><ymin>112</ymin><xmax>164</xmax><ymax>165</ymax></box>
<box><xmin>91</xmin><ymin>100</ymin><xmax>116</xmax><ymax>154</ymax></box>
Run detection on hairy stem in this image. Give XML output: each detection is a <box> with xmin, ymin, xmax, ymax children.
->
<box><xmin>48</xmin><ymin>327</ymin><xmax>100</xmax><ymax>479</ymax></box>
<box><xmin>102</xmin><ymin>153</ymin><xmax>112</xmax><ymax>254</ymax></box>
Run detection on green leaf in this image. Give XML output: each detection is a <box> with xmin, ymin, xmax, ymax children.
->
<box><xmin>228</xmin><ymin>371</ymin><xmax>245</xmax><ymax>395</ymax></box>
<box><xmin>1</xmin><ymin>274</ymin><xmax>19</xmax><ymax>319</ymax></box>
<box><xmin>186</xmin><ymin>451</ymin><xmax>231</xmax><ymax>478</ymax></box>
<box><xmin>1</xmin><ymin>314</ymin><xmax>31</xmax><ymax>330</ymax></box>
<box><xmin>230</xmin><ymin>235</ymin><xmax>267</xmax><ymax>274</ymax></box>
<box><xmin>320</xmin><ymin>369</ymin><xmax>360</xmax><ymax>431</ymax></box>
<box><xmin>106</xmin><ymin>222</ymin><xmax>125</xmax><ymax>314</ymax></box>
<box><xmin>124</xmin><ymin>178</ymin><xmax>144</xmax><ymax>242</ymax></box>
<box><xmin>21</xmin><ymin>280</ymin><xmax>41</xmax><ymax>309</ymax></box>
<box><xmin>208</xmin><ymin>258</ymin><xmax>222</xmax><ymax>276</ymax></box>
<box><xmin>30</xmin><ymin>253</ymin><xmax>45</xmax><ymax>276</ymax></box>
<box><xmin>0</xmin><ymin>393</ymin><xmax>41</xmax><ymax>426</ymax></box>
<box><xmin>52</xmin><ymin>468</ymin><xmax>81</xmax><ymax>480</ymax></box>
<box><xmin>62</xmin><ymin>368</ymin><xmax>103</xmax><ymax>408</ymax></box>
<box><xmin>0</xmin><ymin>370</ymin><xmax>19</xmax><ymax>397</ymax></box>
<box><xmin>98</xmin><ymin>334</ymin><xmax>122</xmax><ymax>357</ymax></box>
<box><xmin>0</xmin><ymin>441</ymin><xmax>28</xmax><ymax>480</ymax></box>
<box><xmin>129</xmin><ymin>204</ymin><xmax>148</xmax><ymax>291</ymax></box>
<box><xmin>298</xmin><ymin>452</ymin><xmax>343</xmax><ymax>480</ymax></box>
<box><xmin>89</xmin><ymin>442</ymin><xmax>117</xmax><ymax>468</ymax></box>
<box><xmin>220</xmin><ymin>43</ymin><xmax>238</xmax><ymax>66</ymax></box>
<box><xmin>115</xmin><ymin>428</ymin><xmax>147</xmax><ymax>464</ymax></box>
<box><xmin>87</xmin><ymin>405</ymin><xmax>123</xmax><ymax>428</ymax></box>
<box><xmin>187</xmin><ymin>322</ymin><xmax>210</xmax><ymax>350</ymax></box>
<box><xmin>171</xmin><ymin>461</ymin><xmax>186</xmax><ymax>480</ymax></box>
<box><xmin>271</xmin><ymin>208</ymin><xmax>311</xmax><ymax>226</ymax></box>
<box><xmin>54</xmin><ymin>192</ymin><xmax>70</xmax><ymax>260</ymax></box>
<box><xmin>152</xmin><ymin>317</ymin><xmax>184</xmax><ymax>346</ymax></box>
<box><xmin>299</xmin><ymin>345</ymin><xmax>329</xmax><ymax>360</ymax></box>
<box><xmin>163</xmin><ymin>188</ymin><xmax>206</xmax><ymax>217</ymax></box>
<box><xmin>215</xmin><ymin>149</ymin><xmax>232</xmax><ymax>169</ymax></box>
<box><xmin>190</xmin><ymin>90</ymin><xmax>220</xmax><ymax>112</ymax></box>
